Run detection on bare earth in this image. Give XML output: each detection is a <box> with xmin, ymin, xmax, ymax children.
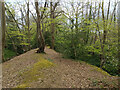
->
<box><xmin>2</xmin><ymin>47</ymin><xmax>119</xmax><ymax>88</ymax></box>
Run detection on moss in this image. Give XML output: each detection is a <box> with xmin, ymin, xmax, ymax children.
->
<box><xmin>17</xmin><ymin>54</ymin><xmax>55</xmax><ymax>88</ymax></box>
<box><xmin>89</xmin><ymin>64</ymin><xmax>111</xmax><ymax>76</ymax></box>
<box><xmin>16</xmin><ymin>83</ymin><xmax>29</xmax><ymax>88</ymax></box>
<box><xmin>78</xmin><ymin>60</ymin><xmax>110</xmax><ymax>76</ymax></box>
<box><xmin>78</xmin><ymin>60</ymin><xmax>111</xmax><ymax>76</ymax></box>
<box><xmin>46</xmin><ymin>46</ymin><xmax>50</xmax><ymax>48</ymax></box>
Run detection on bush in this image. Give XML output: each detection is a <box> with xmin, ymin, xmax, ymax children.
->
<box><xmin>4</xmin><ymin>49</ymin><xmax>16</xmax><ymax>61</ymax></box>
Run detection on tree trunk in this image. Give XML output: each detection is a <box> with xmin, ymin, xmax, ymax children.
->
<box><xmin>51</xmin><ymin>17</ymin><xmax>55</xmax><ymax>50</ymax></box>
<box><xmin>117</xmin><ymin>1</ymin><xmax>120</xmax><ymax>79</ymax></box>
<box><xmin>50</xmin><ymin>1</ymin><xmax>59</xmax><ymax>49</ymax></box>
<box><xmin>50</xmin><ymin>1</ymin><xmax>55</xmax><ymax>49</ymax></box>
<box><xmin>1</xmin><ymin>2</ymin><xmax>6</xmax><ymax>62</ymax></box>
<box><xmin>100</xmin><ymin>0</ymin><xmax>110</xmax><ymax>68</ymax></box>
<box><xmin>27</xmin><ymin>1</ymin><xmax>31</xmax><ymax>50</ymax></box>
<box><xmin>35</xmin><ymin>0</ymin><xmax>45</xmax><ymax>53</ymax></box>
<box><xmin>93</xmin><ymin>2</ymin><xmax>97</xmax><ymax>45</ymax></box>
<box><xmin>0</xmin><ymin>2</ymin><xmax>2</xmax><ymax>63</ymax></box>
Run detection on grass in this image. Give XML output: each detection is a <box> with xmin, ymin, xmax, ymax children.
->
<box><xmin>16</xmin><ymin>83</ymin><xmax>29</xmax><ymax>88</ymax></box>
<box><xmin>90</xmin><ymin>78</ymin><xmax>106</xmax><ymax>87</ymax></box>
<box><xmin>91</xmin><ymin>79</ymin><xmax>99</xmax><ymax>86</ymax></box>
<box><xmin>4</xmin><ymin>49</ymin><xmax>16</xmax><ymax>60</ymax></box>
<box><xmin>47</xmin><ymin>58</ymin><xmax>53</xmax><ymax>62</ymax></box>
<box><xmin>17</xmin><ymin>54</ymin><xmax>55</xmax><ymax>88</ymax></box>
<box><xmin>75</xmin><ymin>57</ymin><xmax>111</xmax><ymax>76</ymax></box>
<box><xmin>90</xmin><ymin>78</ymin><xmax>118</xmax><ymax>88</ymax></box>
<box><xmin>78</xmin><ymin>54</ymin><xmax>118</xmax><ymax>76</ymax></box>
<box><xmin>89</xmin><ymin>64</ymin><xmax>111</xmax><ymax>76</ymax></box>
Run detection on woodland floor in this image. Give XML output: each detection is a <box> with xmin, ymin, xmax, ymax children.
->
<box><xmin>2</xmin><ymin>47</ymin><xmax>119</xmax><ymax>88</ymax></box>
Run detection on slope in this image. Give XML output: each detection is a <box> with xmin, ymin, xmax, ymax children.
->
<box><xmin>2</xmin><ymin>47</ymin><xmax>118</xmax><ymax>88</ymax></box>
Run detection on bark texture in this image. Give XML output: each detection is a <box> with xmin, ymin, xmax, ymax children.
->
<box><xmin>35</xmin><ymin>0</ymin><xmax>45</xmax><ymax>53</ymax></box>
<box><xmin>1</xmin><ymin>2</ymin><xmax>6</xmax><ymax>62</ymax></box>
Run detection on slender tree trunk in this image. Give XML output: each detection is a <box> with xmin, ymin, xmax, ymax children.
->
<box><xmin>20</xmin><ymin>7</ymin><xmax>27</xmax><ymax>52</ymax></box>
<box><xmin>113</xmin><ymin>2</ymin><xmax>116</xmax><ymax>28</ymax></box>
<box><xmin>82</xmin><ymin>2</ymin><xmax>84</xmax><ymax>18</ymax></box>
<box><xmin>0</xmin><ymin>2</ymin><xmax>2</xmax><ymax>63</ymax></box>
<box><xmin>84</xmin><ymin>1</ymin><xmax>89</xmax><ymax>44</ymax></box>
<box><xmin>1</xmin><ymin>2</ymin><xmax>5</xmax><ymax>62</ymax></box>
<box><xmin>27</xmin><ymin>1</ymin><xmax>31</xmax><ymax>50</ymax></box>
<box><xmin>96</xmin><ymin>1</ymin><xmax>103</xmax><ymax>66</ymax></box>
<box><xmin>0</xmin><ymin>2</ymin><xmax>2</xmax><ymax>89</ymax></box>
<box><xmin>87</xmin><ymin>1</ymin><xmax>92</xmax><ymax>45</ymax></box>
<box><xmin>50</xmin><ymin>1</ymin><xmax>55</xmax><ymax>49</ymax></box>
<box><xmin>93</xmin><ymin>2</ymin><xmax>97</xmax><ymax>44</ymax></box>
<box><xmin>51</xmin><ymin>18</ymin><xmax>55</xmax><ymax>49</ymax></box>
<box><xmin>35</xmin><ymin>0</ymin><xmax>45</xmax><ymax>53</ymax></box>
<box><xmin>100</xmin><ymin>1</ymin><xmax>106</xmax><ymax>68</ymax></box>
<box><xmin>98</xmin><ymin>2</ymin><xmax>102</xmax><ymax>44</ymax></box>
<box><xmin>50</xmin><ymin>1</ymin><xmax>59</xmax><ymax>49</ymax></box>
<box><xmin>100</xmin><ymin>0</ymin><xmax>110</xmax><ymax>68</ymax></box>
<box><xmin>117</xmin><ymin>1</ymin><xmax>120</xmax><ymax>79</ymax></box>
<box><xmin>86</xmin><ymin>0</ymin><xmax>88</xmax><ymax>19</ymax></box>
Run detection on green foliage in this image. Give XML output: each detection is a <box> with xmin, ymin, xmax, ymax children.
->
<box><xmin>103</xmin><ymin>59</ymin><xmax>118</xmax><ymax>76</ymax></box>
<box><xmin>4</xmin><ymin>49</ymin><xmax>16</xmax><ymax>60</ymax></box>
<box><xmin>44</xmin><ymin>31</ymin><xmax>51</xmax><ymax>46</ymax></box>
<box><xmin>54</xmin><ymin>12</ymin><xmax>118</xmax><ymax>76</ymax></box>
<box><xmin>4</xmin><ymin>1</ymin><xmax>119</xmax><ymax>77</ymax></box>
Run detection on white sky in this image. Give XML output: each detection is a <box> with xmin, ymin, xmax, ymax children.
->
<box><xmin>4</xmin><ymin>0</ymin><xmax>119</xmax><ymax>19</ymax></box>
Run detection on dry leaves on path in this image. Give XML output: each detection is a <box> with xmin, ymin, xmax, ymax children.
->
<box><xmin>2</xmin><ymin>47</ymin><xmax>119</xmax><ymax>88</ymax></box>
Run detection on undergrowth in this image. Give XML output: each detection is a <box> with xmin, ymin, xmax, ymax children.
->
<box><xmin>4</xmin><ymin>49</ymin><xmax>16</xmax><ymax>60</ymax></box>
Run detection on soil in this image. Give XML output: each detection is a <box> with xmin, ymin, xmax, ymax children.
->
<box><xmin>2</xmin><ymin>47</ymin><xmax>119</xmax><ymax>88</ymax></box>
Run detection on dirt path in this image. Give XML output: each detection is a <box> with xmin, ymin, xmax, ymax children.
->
<box><xmin>2</xmin><ymin>47</ymin><xmax>118</xmax><ymax>88</ymax></box>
